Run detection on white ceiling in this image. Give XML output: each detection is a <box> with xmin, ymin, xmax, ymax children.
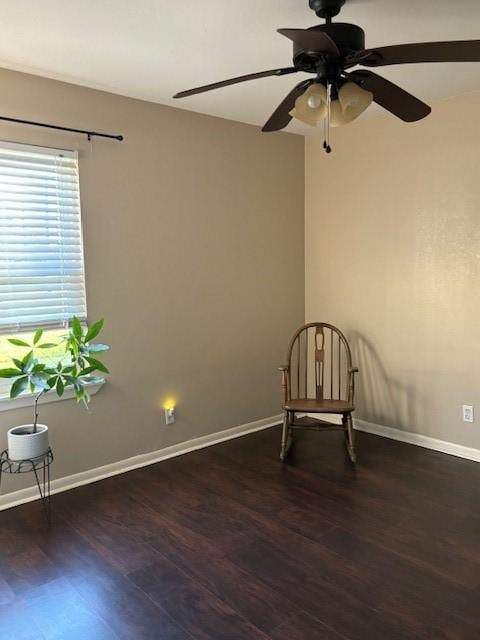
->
<box><xmin>0</xmin><ymin>0</ymin><xmax>479</xmax><ymax>134</ymax></box>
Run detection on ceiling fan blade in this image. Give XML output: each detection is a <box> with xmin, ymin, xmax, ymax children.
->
<box><xmin>173</xmin><ymin>67</ymin><xmax>298</xmax><ymax>98</ymax></box>
<box><xmin>278</xmin><ymin>29</ymin><xmax>340</xmax><ymax>56</ymax></box>
<box><xmin>262</xmin><ymin>79</ymin><xmax>314</xmax><ymax>132</ymax></box>
<box><xmin>347</xmin><ymin>40</ymin><xmax>480</xmax><ymax>68</ymax></box>
<box><xmin>347</xmin><ymin>70</ymin><xmax>431</xmax><ymax>122</ymax></box>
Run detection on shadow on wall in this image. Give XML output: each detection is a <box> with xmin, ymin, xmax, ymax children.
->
<box><xmin>348</xmin><ymin>331</ymin><xmax>426</xmax><ymax>433</ymax></box>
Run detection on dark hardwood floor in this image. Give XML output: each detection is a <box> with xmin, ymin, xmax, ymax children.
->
<box><xmin>1</xmin><ymin>425</ymin><xmax>480</xmax><ymax>639</ymax></box>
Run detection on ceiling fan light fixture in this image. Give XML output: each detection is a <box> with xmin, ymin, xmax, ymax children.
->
<box><xmin>289</xmin><ymin>107</ymin><xmax>319</xmax><ymax>127</ymax></box>
<box><xmin>338</xmin><ymin>81</ymin><xmax>373</xmax><ymax>121</ymax></box>
<box><xmin>290</xmin><ymin>84</ymin><xmax>327</xmax><ymax>126</ymax></box>
<box><xmin>291</xmin><ymin>81</ymin><xmax>371</xmax><ymax>128</ymax></box>
<box><xmin>329</xmin><ymin>98</ymin><xmax>352</xmax><ymax>127</ymax></box>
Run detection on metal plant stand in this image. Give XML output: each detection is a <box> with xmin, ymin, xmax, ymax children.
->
<box><xmin>0</xmin><ymin>447</ymin><xmax>53</xmax><ymax>520</ymax></box>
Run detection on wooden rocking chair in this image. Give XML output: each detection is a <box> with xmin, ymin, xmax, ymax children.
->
<box><xmin>279</xmin><ymin>322</ymin><xmax>358</xmax><ymax>463</ymax></box>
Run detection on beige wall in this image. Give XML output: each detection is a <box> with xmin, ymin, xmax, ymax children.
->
<box><xmin>0</xmin><ymin>67</ymin><xmax>305</xmax><ymax>495</ymax></box>
<box><xmin>306</xmin><ymin>91</ymin><xmax>480</xmax><ymax>450</ymax></box>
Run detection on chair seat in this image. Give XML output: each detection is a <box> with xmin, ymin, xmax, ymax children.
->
<box><xmin>283</xmin><ymin>398</ymin><xmax>354</xmax><ymax>414</ymax></box>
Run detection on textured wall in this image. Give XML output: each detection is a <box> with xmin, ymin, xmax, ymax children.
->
<box><xmin>306</xmin><ymin>91</ymin><xmax>480</xmax><ymax>450</ymax></box>
<box><xmin>0</xmin><ymin>67</ymin><xmax>305</xmax><ymax>495</ymax></box>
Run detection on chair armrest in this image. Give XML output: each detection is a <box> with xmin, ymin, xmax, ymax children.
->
<box><xmin>347</xmin><ymin>367</ymin><xmax>358</xmax><ymax>404</ymax></box>
<box><xmin>278</xmin><ymin>365</ymin><xmax>289</xmax><ymax>403</ymax></box>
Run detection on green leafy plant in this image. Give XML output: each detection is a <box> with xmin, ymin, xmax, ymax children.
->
<box><xmin>0</xmin><ymin>317</ymin><xmax>109</xmax><ymax>432</ymax></box>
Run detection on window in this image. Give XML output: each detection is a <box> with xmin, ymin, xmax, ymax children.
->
<box><xmin>0</xmin><ymin>141</ymin><xmax>87</xmax><ymax>389</ymax></box>
<box><xmin>0</xmin><ymin>141</ymin><xmax>87</xmax><ymax>333</ymax></box>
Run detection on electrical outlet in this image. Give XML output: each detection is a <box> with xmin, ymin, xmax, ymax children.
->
<box><xmin>165</xmin><ymin>407</ymin><xmax>175</xmax><ymax>425</ymax></box>
<box><xmin>462</xmin><ymin>405</ymin><xmax>474</xmax><ymax>423</ymax></box>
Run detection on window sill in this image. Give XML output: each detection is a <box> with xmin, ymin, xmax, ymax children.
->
<box><xmin>0</xmin><ymin>379</ymin><xmax>105</xmax><ymax>413</ymax></box>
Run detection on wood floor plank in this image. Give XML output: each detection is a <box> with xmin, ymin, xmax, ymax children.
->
<box><xmin>0</xmin><ymin>600</ymin><xmax>46</xmax><ymax>640</ymax></box>
<box><xmin>321</xmin><ymin>526</ymin><xmax>480</xmax><ymax>628</ymax></box>
<box><xmin>136</xmin><ymin>523</ymin><xmax>296</xmax><ymax>634</ymax></box>
<box><xmin>160</xmin><ymin>580</ymin><xmax>269</xmax><ymax>640</ymax></box>
<box><xmin>270</xmin><ymin>611</ymin><xmax>348</xmax><ymax>640</ymax></box>
<box><xmin>0</xmin><ymin>545</ymin><xmax>59</xmax><ymax>597</ymax></box>
<box><xmin>52</xmin><ymin>490</ymin><xmax>171</xmax><ymax>575</ymax></box>
<box><xmin>0</xmin><ymin>575</ymin><xmax>15</xmax><ymax>606</ymax></box>
<box><xmin>230</xmin><ymin>537</ymin><xmax>418</xmax><ymax>640</ymax></box>
<box><xmin>21</xmin><ymin>577</ymin><xmax>120</xmax><ymax>640</ymax></box>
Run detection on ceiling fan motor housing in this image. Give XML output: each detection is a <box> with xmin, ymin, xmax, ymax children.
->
<box><xmin>293</xmin><ymin>23</ymin><xmax>365</xmax><ymax>72</ymax></box>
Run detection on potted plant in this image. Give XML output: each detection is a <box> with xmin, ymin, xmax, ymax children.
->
<box><xmin>0</xmin><ymin>317</ymin><xmax>109</xmax><ymax>461</ymax></box>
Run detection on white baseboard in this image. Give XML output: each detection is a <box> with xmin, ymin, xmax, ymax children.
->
<box><xmin>354</xmin><ymin>418</ymin><xmax>480</xmax><ymax>463</ymax></box>
<box><xmin>304</xmin><ymin>413</ymin><xmax>480</xmax><ymax>462</ymax></box>
<box><xmin>304</xmin><ymin>412</ymin><xmax>480</xmax><ymax>463</ymax></box>
<box><xmin>0</xmin><ymin>414</ymin><xmax>282</xmax><ymax>511</ymax></box>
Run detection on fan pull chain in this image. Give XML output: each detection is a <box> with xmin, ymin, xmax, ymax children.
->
<box><xmin>323</xmin><ymin>82</ymin><xmax>332</xmax><ymax>154</ymax></box>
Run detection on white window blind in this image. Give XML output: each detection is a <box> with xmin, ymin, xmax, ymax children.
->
<box><xmin>0</xmin><ymin>141</ymin><xmax>87</xmax><ymax>333</ymax></box>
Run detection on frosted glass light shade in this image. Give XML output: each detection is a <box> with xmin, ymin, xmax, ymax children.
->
<box><xmin>330</xmin><ymin>82</ymin><xmax>373</xmax><ymax>127</ymax></box>
<box><xmin>290</xmin><ymin>84</ymin><xmax>327</xmax><ymax>126</ymax></box>
<box><xmin>290</xmin><ymin>81</ymin><xmax>372</xmax><ymax>128</ymax></box>
<box><xmin>338</xmin><ymin>82</ymin><xmax>373</xmax><ymax>122</ymax></box>
<box><xmin>329</xmin><ymin>100</ymin><xmax>352</xmax><ymax>127</ymax></box>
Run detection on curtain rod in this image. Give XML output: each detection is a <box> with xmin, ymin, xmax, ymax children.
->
<box><xmin>0</xmin><ymin>115</ymin><xmax>124</xmax><ymax>141</ymax></box>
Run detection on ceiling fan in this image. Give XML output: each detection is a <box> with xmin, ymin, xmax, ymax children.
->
<box><xmin>174</xmin><ymin>0</ymin><xmax>480</xmax><ymax>152</ymax></box>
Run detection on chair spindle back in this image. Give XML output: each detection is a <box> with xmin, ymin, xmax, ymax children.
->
<box><xmin>286</xmin><ymin>323</ymin><xmax>353</xmax><ymax>403</ymax></box>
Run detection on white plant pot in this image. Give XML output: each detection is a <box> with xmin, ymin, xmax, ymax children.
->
<box><xmin>7</xmin><ymin>424</ymin><xmax>49</xmax><ymax>461</ymax></box>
